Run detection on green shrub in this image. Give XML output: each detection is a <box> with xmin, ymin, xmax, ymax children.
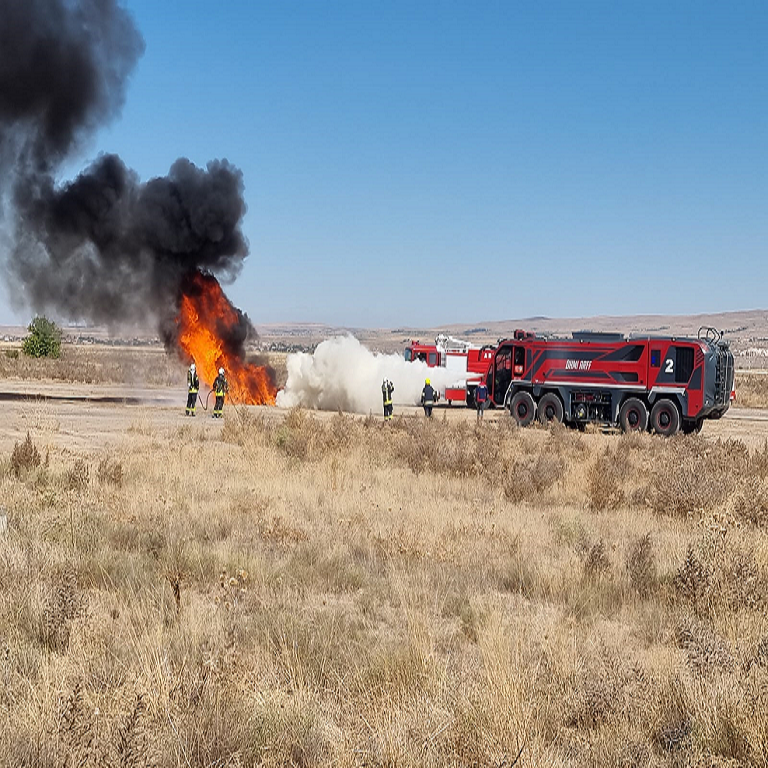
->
<box><xmin>22</xmin><ymin>316</ymin><xmax>62</xmax><ymax>358</ymax></box>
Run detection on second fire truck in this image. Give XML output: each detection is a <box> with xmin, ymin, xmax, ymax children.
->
<box><xmin>404</xmin><ymin>334</ymin><xmax>495</xmax><ymax>406</ymax></box>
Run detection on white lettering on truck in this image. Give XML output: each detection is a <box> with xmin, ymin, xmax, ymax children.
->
<box><xmin>565</xmin><ymin>360</ymin><xmax>592</xmax><ymax>371</ymax></box>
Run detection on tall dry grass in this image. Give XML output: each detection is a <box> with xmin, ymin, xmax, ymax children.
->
<box><xmin>734</xmin><ymin>371</ymin><xmax>768</xmax><ymax>409</ymax></box>
<box><xmin>1</xmin><ymin>412</ymin><xmax>768</xmax><ymax>765</ymax></box>
<box><xmin>0</xmin><ymin>345</ymin><xmax>189</xmax><ymax>387</ymax></box>
<box><xmin>0</xmin><ymin>344</ymin><xmax>286</xmax><ymax>391</ymax></box>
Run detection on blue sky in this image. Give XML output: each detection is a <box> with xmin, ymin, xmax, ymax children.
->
<box><xmin>3</xmin><ymin>1</ymin><xmax>767</xmax><ymax>328</ymax></box>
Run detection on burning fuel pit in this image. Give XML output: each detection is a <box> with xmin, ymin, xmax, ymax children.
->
<box><xmin>173</xmin><ymin>271</ymin><xmax>277</xmax><ymax>406</ymax></box>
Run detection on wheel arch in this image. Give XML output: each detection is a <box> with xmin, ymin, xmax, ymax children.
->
<box><xmin>503</xmin><ymin>383</ymin><xmax>528</xmax><ymax>409</ymax></box>
<box><xmin>618</xmin><ymin>392</ymin><xmax>650</xmax><ymax>410</ymax></box>
<box><xmin>647</xmin><ymin>390</ymin><xmax>686</xmax><ymax>415</ymax></box>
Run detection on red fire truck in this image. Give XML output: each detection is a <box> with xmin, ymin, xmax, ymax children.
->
<box><xmin>404</xmin><ymin>335</ymin><xmax>496</xmax><ymax>406</ymax></box>
<box><xmin>482</xmin><ymin>327</ymin><xmax>734</xmax><ymax>435</ymax></box>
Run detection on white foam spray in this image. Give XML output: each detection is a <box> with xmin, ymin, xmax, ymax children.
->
<box><xmin>276</xmin><ymin>335</ymin><xmax>460</xmax><ymax>414</ymax></box>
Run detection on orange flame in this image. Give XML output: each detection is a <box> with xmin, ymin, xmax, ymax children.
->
<box><xmin>176</xmin><ymin>271</ymin><xmax>276</xmax><ymax>405</ymax></box>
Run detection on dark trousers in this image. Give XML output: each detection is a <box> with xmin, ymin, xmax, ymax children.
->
<box><xmin>423</xmin><ymin>404</ymin><xmax>433</xmax><ymax>417</ymax></box>
<box><xmin>383</xmin><ymin>403</ymin><xmax>393</xmax><ymax>419</ymax></box>
<box><xmin>213</xmin><ymin>395</ymin><xmax>224</xmax><ymax>417</ymax></box>
<box><xmin>186</xmin><ymin>392</ymin><xmax>197</xmax><ymax>415</ymax></box>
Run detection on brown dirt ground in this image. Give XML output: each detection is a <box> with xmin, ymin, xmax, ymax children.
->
<box><xmin>2</xmin><ymin>380</ymin><xmax>767</xmax><ymax>454</ymax></box>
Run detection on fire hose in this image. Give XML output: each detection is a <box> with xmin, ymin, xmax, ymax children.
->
<box><xmin>197</xmin><ymin>390</ymin><xmax>213</xmax><ymax>411</ymax></box>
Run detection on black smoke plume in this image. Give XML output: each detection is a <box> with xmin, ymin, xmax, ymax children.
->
<box><xmin>12</xmin><ymin>154</ymin><xmax>249</xmax><ymax>329</ymax></box>
<box><xmin>0</xmin><ymin>0</ymin><xmax>144</xmax><ymax>173</ymax></box>
<box><xmin>1</xmin><ymin>0</ymin><xmax>254</xmax><ymax>343</ymax></box>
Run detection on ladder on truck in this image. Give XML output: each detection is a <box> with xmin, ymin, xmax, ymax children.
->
<box><xmin>435</xmin><ymin>334</ymin><xmax>473</xmax><ymax>353</ymax></box>
<box><xmin>714</xmin><ymin>347</ymin><xmax>733</xmax><ymax>405</ymax></box>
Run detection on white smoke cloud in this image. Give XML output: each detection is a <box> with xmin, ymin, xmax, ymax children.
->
<box><xmin>276</xmin><ymin>335</ymin><xmax>461</xmax><ymax>414</ymax></box>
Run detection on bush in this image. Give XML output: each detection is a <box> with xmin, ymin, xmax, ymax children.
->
<box><xmin>582</xmin><ymin>538</ymin><xmax>611</xmax><ymax>579</ymax></box>
<box><xmin>503</xmin><ymin>453</ymin><xmax>565</xmax><ymax>502</ymax></box>
<box><xmin>626</xmin><ymin>533</ymin><xmax>656</xmax><ymax>596</ymax></box>
<box><xmin>22</xmin><ymin>316</ymin><xmax>62</xmax><ymax>358</ymax></box>
<box><xmin>11</xmin><ymin>432</ymin><xmax>41</xmax><ymax>477</ymax></box>
<box><xmin>731</xmin><ymin>477</ymin><xmax>768</xmax><ymax>527</ymax></box>
<box><xmin>97</xmin><ymin>456</ymin><xmax>123</xmax><ymax>487</ymax></box>
<box><xmin>39</xmin><ymin>569</ymin><xmax>86</xmax><ymax>652</ymax></box>
<box><xmin>65</xmin><ymin>460</ymin><xmax>89</xmax><ymax>491</ymax></box>
<box><xmin>587</xmin><ymin>446</ymin><xmax>630</xmax><ymax>511</ymax></box>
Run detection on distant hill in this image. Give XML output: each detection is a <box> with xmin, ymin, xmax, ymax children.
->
<box><xmin>4</xmin><ymin>309</ymin><xmax>768</xmax><ymax>358</ymax></box>
<box><xmin>329</xmin><ymin>309</ymin><xmax>768</xmax><ymax>354</ymax></box>
<box><xmin>433</xmin><ymin>309</ymin><xmax>768</xmax><ymax>350</ymax></box>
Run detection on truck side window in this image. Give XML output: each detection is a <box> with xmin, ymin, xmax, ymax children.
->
<box><xmin>651</xmin><ymin>350</ymin><xmax>661</xmax><ymax>368</ymax></box>
<box><xmin>675</xmin><ymin>346</ymin><xmax>694</xmax><ymax>383</ymax></box>
<box><xmin>428</xmin><ymin>352</ymin><xmax>437</xmax><ymax>366</ymax></box>
<box><xmin>513</xmin><ymin>347</ymin><xmax>524</xmax><ymax>375</ymax></box>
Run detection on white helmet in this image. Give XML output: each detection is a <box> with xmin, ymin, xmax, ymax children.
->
<box><xmin>219</xmin><ymin>367</ymin><xmax>224</xmax><ymax>375</ymax></box>
<box><xmin>190</xmin><ymin>363</ymin><xmax>195</xmax><ymax>371</ymax></box>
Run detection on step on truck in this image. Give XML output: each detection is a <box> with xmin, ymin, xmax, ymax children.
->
<box><xmin>484</xmin><ymin>327</ymin><xmax>734</xmax><ymax>435</ymax></box>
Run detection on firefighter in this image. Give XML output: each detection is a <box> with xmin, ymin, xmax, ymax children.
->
<box><xmin>421</xmin><ymin>378</ymin><xmax>436</xmax><ymax>417</ymax></box>
<box><xmin>212</xmin><ymin>367</ymin><xmax>228</xmax><ymax>418</ymax></box>
<box><xmin>475</xmin><ymin>380</ymin><xmax>488</xmax><ymax>422</ymax></box>
<box><xmin>186</xmin><ymin>363</ymin><xmax>199</xmax><ymax>416</ymax></box>
<box><xmin>382</xmin><ymin>378</ymin><xmax>394</xmax><ymax>420</ymax></box>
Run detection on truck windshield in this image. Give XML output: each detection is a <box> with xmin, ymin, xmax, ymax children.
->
<box><xmin>404</xmin><ymin>349</ymin><xmax>412</xmax><ymax>362</ymax></box>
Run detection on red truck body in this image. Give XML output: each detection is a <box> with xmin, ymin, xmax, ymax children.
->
<box><xmin>482</xmin><ymin>328</ymin><xmax>734</xmax><ymax>434</ymax></box>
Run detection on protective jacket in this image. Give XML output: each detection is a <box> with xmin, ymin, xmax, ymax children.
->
<box><xmin>187</xmin><ymin>370</ymin><xmax>199</xmax><ymax>393</ymax></box>
<box><xmin>382</xmin><ymin>380</ymin><xmax>394</xmax><ymax>405</ymax></box>
<box><xmin>213</xmin><ymin>374</ymin><xmax>229</xmax><ymax>397</ymax></box>
<box><xmin>421</xmin><ymin>384</ymin><xmax>435</xmax><ymax>405</ymax></box>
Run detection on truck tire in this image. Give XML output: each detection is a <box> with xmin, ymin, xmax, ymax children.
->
<box><xmin>619</xmin><ymin>397</ymin><xmax>648</xmax><ymax>433</ymax></box>
<box><xmin>510</xmin><ymin>391</ymin><xmax>536</xmax><ymax>427</ymax></box>
<box><xmin>650</xmin><ymin>399</ymin><xmax>680</xmax><ymax>437</ymax></box>
<box><xmin>682</xmin><ymin>418</ymin><xmax>703</xmax><ymax>434</ymax></box>
<box><xmin>538</xmin><ymin>393</ymin><xmax>563</xmax><ymax>425</ymax></box>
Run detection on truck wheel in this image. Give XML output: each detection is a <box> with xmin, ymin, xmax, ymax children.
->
<box><xmin>619</xmin><ymin>398</ymin><xmax>648</xmax><ymax>433</ymax></box>
<box><xmin>650</xmin><ymin>399</ymin><xmax>680</xmax><ymax>437</ymax></box>
<box><xmin>509</xmin><ymin>391</ymin><xmax>536</xmax><ymax>427</ymax></box>
<box><xmin>538</xmin><ymin>393</ymin><xmax>563</xmax><ymax>425</ymax></box>
<box><xmin>682</xmin><ymin>418</ymin><xmax>703</xmax><ymax>434</ymax></box>
<box><xmin>510</xmin><ymin>391</ymin><xmax>536</xmax><ymax>427</ymax></box>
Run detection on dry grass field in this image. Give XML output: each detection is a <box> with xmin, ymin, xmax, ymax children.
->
<box><xmin>732</xmin><ymin>372</ymin><xmax>768</xmax><ymax>411</ymax></box>
<box><xmin>2</xmin><ymin>348</ymin><xmax>768</xmax><ymax>766</ymax></box>
<box><xmin>0</xmin><ymin>344</ymin><xmax>182</xmax><ymax>388</ymax></box>
<box><xmin>0</xmin><ymin>344</ymin><xmax>289</xmax><ymax>392</ymax></box>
